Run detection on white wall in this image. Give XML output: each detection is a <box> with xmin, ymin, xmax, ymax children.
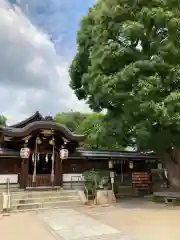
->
<box><xmin>0</xmin><ymin>174</ymin><xmax>85</xmax><ymax>184</ymax></box>
<box><xmin>0</xmin><ymin>174</ymin><xmax>18</xmax><ymax>184</ymax></box>
<box><xmin>63</xmin><ymin>173</ymin><xmax>84</xmax><ymax>182</ymax></box>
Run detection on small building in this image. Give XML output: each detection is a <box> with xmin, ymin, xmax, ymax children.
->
<box><xmin>0</xmin><ymin>112</ymin><xmax>159</xmax><ymax>191</ymax></box>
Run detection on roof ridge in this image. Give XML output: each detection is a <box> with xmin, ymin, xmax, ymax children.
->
<box><xmin>9</xmin><ymin>111</ymin><xmax>43</xmax><ymax>128</ymax></box>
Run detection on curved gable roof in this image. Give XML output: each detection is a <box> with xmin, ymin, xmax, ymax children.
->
<box><xmin>1</xmin><ymin>120</ymin><xmax>85</xmax><ymax>142</ymax></box>
<box><xmin>10</xmin><ymin>111</ymin><xmax>43</xmax><ymax>128</ymax></box>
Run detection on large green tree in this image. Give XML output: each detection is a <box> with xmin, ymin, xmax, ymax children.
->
<box><xmin>70</xmin><ymin>0</ymin><xmax>180</xmax><ymax>187</ymax></box>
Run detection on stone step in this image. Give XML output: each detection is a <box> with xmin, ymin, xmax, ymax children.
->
<box><xmin>63</xmin><ymin>182</ymin><xmax>84</xmax><ymax>190</ymax></box>
<box><xmin>10</xmin><ymin>199</ymin><xmax>82</xmax><ymax>212</ymax></box>
<box><xmin>11</xmin><ymin>190</ymin><xmax>78</xmax><ymax>199</ymax></box>
<box><xmin>26</xmin><ymin>186</ymin><xmax>62</xmax><ymax>191</ymax></box>
<box><xmin>11</xmin><ymin>195</ymin><xmax>79</xmax><ymax>204</ymax></box>
<box><xmin>7</xmin><ymin>189</ymin><xmax>83</xmax><ymax>212</ymax></box>
<box><xmin>0</xmin><ymin>184</ymin><xmax>20</xmax><ymax>192</ymax></box>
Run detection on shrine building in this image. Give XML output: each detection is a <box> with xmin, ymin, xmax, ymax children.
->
<box><xmin>0</xmin><ymin>111</ymin><xmax>159</xmax><ymax>191</ymax></box>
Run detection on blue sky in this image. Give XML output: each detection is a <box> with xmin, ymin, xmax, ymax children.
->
<box><xmin>10</xmin><ymin>0</ymin><xmax>95</xmax><ymax>57</ymax></box>
<box><xmin>0</xmin><ymin>0</ymin><xmax>95</xmax><ymax>123</ymax></box>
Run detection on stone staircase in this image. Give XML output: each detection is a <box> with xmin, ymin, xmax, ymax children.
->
<box><xmin>2</xmin><ymin>189</ymin><xmax>84</xmax><ymax>213</ymax></box>
<box><xmin>0</xmin><ymin>184</ymin><xmax>21</xmax><ymax>211</ymax></box>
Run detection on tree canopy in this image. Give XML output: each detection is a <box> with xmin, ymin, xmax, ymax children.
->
<box><xmin>55</xmin><ymin>111</ymin><xmax>125</xmax><ymax>149</ymax></box>
<box><xmin>55</xmin><ymin>111</ymin><xmax>85</xmax><ymax>132</ymax></box>
<box><xmin>70</xmin><ymin>0</ymin><xmax>180</xmax><ymax>152</ymax></box>
<box><xmin>69</xmin><ymin>0</ymin><xmax>180</xmax><ymax>186</ymax></box>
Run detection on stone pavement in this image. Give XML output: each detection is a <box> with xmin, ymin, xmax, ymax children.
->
<box><xmin>38</xmin><ymin>209</ymin><xmax>136</xmax><ymax>240</ymax></box>
<box><xmin>0</xmin><ymin>212</ymin><xmax>54</xmax><ymax>240</ymax></box>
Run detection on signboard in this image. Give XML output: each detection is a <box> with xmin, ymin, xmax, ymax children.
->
<box><xmin>158</xmin><ymin>163</ymin><xmax>163</xmax><ymax>170</ymax></box>
<box><xmin>111</xmin><ymin>177</ymin><xmax>114</xmax><ymax>184</ymax></box>
<box><xmin>110</xmin><ymin>171</ymin><xmax>115</xmax><ymax>178</ymax></box>
<box><xmin>20</xmin><ymin>147</ymin><xmax>30</xmax><ymax>159</ymax></box>
<box><xmin>108</xmin><ymin>160</ymin><xmax>113</xmax><ymax>169</ymax></box>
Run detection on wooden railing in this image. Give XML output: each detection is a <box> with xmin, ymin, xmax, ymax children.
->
<box><xmin>27</xmin><ymin>174</ymin><xmax>52</xmax><ymax>187</ymax></box>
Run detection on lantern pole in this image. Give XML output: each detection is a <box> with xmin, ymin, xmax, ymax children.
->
<box><xmin>109</xmin><ymin>159</ymin><xmax>114</xmax><ymax>192</ymax></box>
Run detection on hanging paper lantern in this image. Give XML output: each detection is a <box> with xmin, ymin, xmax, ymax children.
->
<box><xmin>20</xmin><ymin>147</ymin><xmax>30</xmax><ymax>159</ymax></box>
<box><xmin>24</xmin><ymin>150</ymin><xmax>30</xmax><ymax>159</ymax></box>
<box><xmin>129</xmin><ymin>161</ymin><xmax>134</xmax><ymax>169</ymax></box>
<box><xmin>60</xmin><ymin>148</ymin><xmax>69</xmax><ymax>159</ymax></box>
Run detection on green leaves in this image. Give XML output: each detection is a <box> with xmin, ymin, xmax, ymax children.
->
<box><xmin>70</xmin><ymin>0</ymin><xmax>180</xmax><ymax>153</ymax></box>
<box><xmin>55</xmin><ymin>112</ymin><xmax>85</xmax><ymax>132</ymax></box>
<box><xmin>55</xmin><ymin>112</ymin><xmax>124</xmax><ymax>150</ymax></box>
<box><xmin>0</xmin><ymin>115</ymin><xmax>6</xmax><ymax>126</ymax></box>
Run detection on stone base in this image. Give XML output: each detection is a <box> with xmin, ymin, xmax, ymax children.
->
<box><xmin>94</xmin><ymin>190</ymin><xmax>116</xmax><ymax>205</ymax></box>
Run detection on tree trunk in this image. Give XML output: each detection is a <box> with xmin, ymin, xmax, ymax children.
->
<box><xmin>162</xmin><ymin>149</ymin><xmax>180</xmax><ymax>189</ymax></box>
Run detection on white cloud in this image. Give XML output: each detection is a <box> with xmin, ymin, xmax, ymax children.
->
<box><xmin>0</xmin><ymin>0</ymin><xmax>89</xmax><ymax>125</ymax></box>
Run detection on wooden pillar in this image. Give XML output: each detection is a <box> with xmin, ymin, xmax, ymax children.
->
<box><xmin>20</xmin><ymin>159</ymin><xmax>24</xmax><ymax>188</ymax></box>
<box><xmin>55</xmin><ymin>154</ymin><xmax>63</xmax><ymax>187</ymax></box>
<box><xmin>20</xmin><ymin>159</ymin><xmax>29</xmax><ymax>189</ymax></box>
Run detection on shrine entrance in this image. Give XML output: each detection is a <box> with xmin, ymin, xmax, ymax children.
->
<box><xmin>27</xmin><ymin>152</ymin><xmax>57</xmax><ymax>187</ymax></box>
<box><xmin>20</xmin><ymin>131</ymin><xmax>73</xmax><ymax>189</ymax></box>
<box><xmin>0</xmin><ymin>112</ymin><xmax>85</xmax><ymax>189</ymax></box>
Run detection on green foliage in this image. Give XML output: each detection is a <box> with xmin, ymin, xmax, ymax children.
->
<box><xmin>76</xmin><ymin>113</ymin><xmax>103</xmax><ymax>148</ymax></box>
<box><xmin>70</xmin><ymin>0</ymin><xmax>180</xmax><ymax>153</ymax></box>
<box><xmin>83</xmin><ymin>170</ymin><xmax>101</xmax><ymax>198</ymax></box>
<box><xmin>55</xmin><ymin>111</ymin><xmax>85</xmax><ymax>132</ymax></box>
<box><xmin>83</xmin><ymin>170</ymin><xmax>110</xmax><ymax>198</ymax></box>
<box><xmin>0</xmin><ymin>115</ymin><xmax>6</xmax><ymax>125</ymax></box>
<box><xmin>55</xmin><ymin>111</ymin><xmax>125</xmax><ymax>150</ymax></box>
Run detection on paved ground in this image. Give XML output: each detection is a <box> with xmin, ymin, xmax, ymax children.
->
<box><xmin>79</xmin><ymin>199</ymin><xmax>180</xmax><ymax>240</ymax></box>
<box><xmin>1</xmin><ymin>199</ymin><xmax>180</xmax><ymax>240</ymax></box>
<box><xmin>38</xmin><ymin>208</ymin><xmax>134</xmax><ymax>240</ymax></box>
